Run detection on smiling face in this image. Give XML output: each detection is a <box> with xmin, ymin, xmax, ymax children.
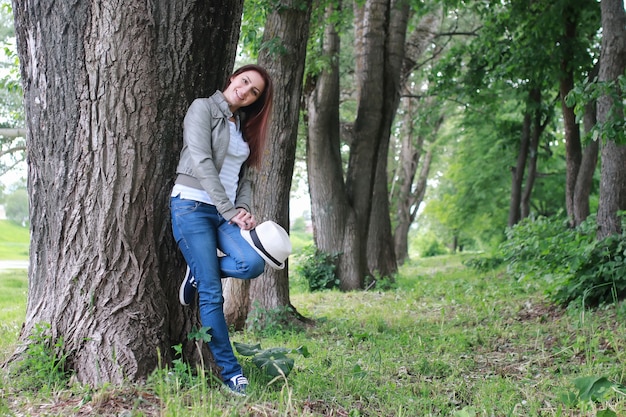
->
<box><xmin>222</xmin><ymin>70</ymin><xmax>266</xmax><ymax>112</ymax></box>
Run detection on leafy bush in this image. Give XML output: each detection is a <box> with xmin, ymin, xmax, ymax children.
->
<box><xmin>368</xmin><ymin>273</ymin><xmax>398</xmax><ymax>291</ymax></box>
<box><xmin>409</xmin><ymin>231</ymin><xmax>450</xmax><ymax>258</ymax></box>
<box><xmin>295</xmin><ymin>245</ymin><xmax>340</xmax><ymax>292</ymax></box>
<box><xmin>500</xmin><ymin>213</ymin><xmax>586</xmax><ymax>287</ymax></box>
<box><xmin>500</xmin><ymin>213</ymin><xmax>626</xmax><ymax>307</ymax></box>
<box><xmin>463</xmin><ymin>254</ymin><xmax>504</xmax><ymax>272</ymax></box>
<box><xmin>421</xmin><ymin>239</ymin><xmax>449</xmax><ymax>257</ymax></box>
<box><xmin>553</xmin><ymin>232</ymin><xmax>626</xmax><ymax>307</ymax></box>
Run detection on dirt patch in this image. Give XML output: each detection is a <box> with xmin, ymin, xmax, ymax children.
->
<box><xmin>6</xmin><ymin>387</ymin><xmax>162</xmax><ymax>417</ymax></box>
<box><xmin>515</xmin><ymin>300</ymin><xmax>565</xmax><ymax>323</ymax></box>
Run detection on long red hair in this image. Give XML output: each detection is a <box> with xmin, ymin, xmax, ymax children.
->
<box><xmin>225</xmin><ymin>65</ymin><xmax>274</xmax><ymax>169</ymax></box>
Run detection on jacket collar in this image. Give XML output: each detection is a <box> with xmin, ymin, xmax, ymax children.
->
<box><xmin>211</xmin><ymin>90</ymin><xmax>234</xmax><ymax>119</ymax></box>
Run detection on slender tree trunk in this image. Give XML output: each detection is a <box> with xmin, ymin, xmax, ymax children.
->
<box><xmin>559</xmin><ymin>5</ymin><xmax>583</xmax><ymax>227</ymax></box>
<box><xmin>392</xmin><ymin>12</ymin><xmax>441</xmax><ymax>264</ymax></box>
<box><xmin>521</xmin><ymin>89</ymin><xmax>546</xmax><ymax>219</ymax></box>
<box><xmin>394</xmin><ymin>143</ymin><xmax>433</xmax><ymax>264</ymax></box>
<box><xmin>412</xmin><ymin>149</ymin><xmax>433</xmax><ymax>221</ymax></box>
<box><xmin>573</xmin><ymin>98</ymin><xmax>599</xmax><ymax>226</ymax></box>
<box><xmin>393</xmin><ymin>96</ymin><xmax>420</xmax><ymax>264</ymax></box>
<box><xmin>392</xmin><ymin>97</ymin><xmax>439</xmax><ymax>264</ymax></box>
<box><xmin>223</xmin><ymin>0</ymin><xmax>312</xmax><ymax>327</ymax></box>
<box><xmin>596</xmin><ymin>0</ymin><xmax>626</xmax><ymax>238</ymax></box>
<box><xmin>13</xmin><ymin>0</ymin><xmax>242</xmax><ymax>384</ymax></box>
<box><xmin>508</xmin><ymin>108</ymin><xmax>532</xmax><ymax>227</ymax></box>
<box><xmin>520</xmin><ymin>119</ymin><xmax>538</xmax><ymax>219</ymax></box>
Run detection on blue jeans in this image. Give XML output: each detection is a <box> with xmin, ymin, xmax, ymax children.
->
<box><xmin>170</xmin><ymin>196</ymin><xmax>265</xmax><ymax>380</ymax></box>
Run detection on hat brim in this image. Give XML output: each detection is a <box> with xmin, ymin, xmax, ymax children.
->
<box><xmin>241</xmin><ymin>229</ymin><xmax>285</xmax><ymax>270</ymax></box>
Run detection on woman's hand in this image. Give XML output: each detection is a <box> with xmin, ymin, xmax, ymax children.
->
<box><xmin>230</xmin><ymin>209</ymin><xmax>257</xmax><ymax>231</ymax></box>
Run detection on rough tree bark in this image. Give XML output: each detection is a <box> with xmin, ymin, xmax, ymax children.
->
<box><xmin>596</xmin><ymin>0</ymin><xmax>626</xmax><ymax>238</ymax></box>
<box><xmin>306</xmin><ymin>3</ymin><xmax>360</xmax><ymax>290</ymax></box>
<box><xmin>223</xmin><ymin>0</ymin><xmax>312</xmax><ymax>327</ymax></box>
<box><xmin>12</xmin><ymin>0</ymin><xmax>242</xmax><ymax>384</ymax></box>
<box><xmin>365</xmin><ymin>0</ymin><xmax>411</xmax><ymax>279</ymax></box>
<box><xmin>309</xmin><ymin>0</ymin><xmax>428</xmax><ymax>288</ymax></box>
<box><xmin>341</xmin><ymin>0</ymin><xmax>390</xmax><ymax>290</ymax></box>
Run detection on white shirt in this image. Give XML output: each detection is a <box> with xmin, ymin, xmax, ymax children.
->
<box><xmin>172</xmin><ymin>120</ymin><xmax>249</xmax><ymax>206</ymax></box>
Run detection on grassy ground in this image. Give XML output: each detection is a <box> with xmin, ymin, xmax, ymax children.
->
<box><xmin>0</xmin><ymin>219</ymin><xmax>29</xmax><ymax>366</ymax></box>
<box><xmin>0</xmin><ymin>220</ymin><xmax>29</xmax><ymax>260</ymax></box>
<box><xmin>0</xmin><ymin>270</ymin><xmax>27</xmax><ymax>362</ymax></box>
<box><xmin>1</xmin><ymin>253</ymin><xmax>625</xmax><ymax>416</ymax></box>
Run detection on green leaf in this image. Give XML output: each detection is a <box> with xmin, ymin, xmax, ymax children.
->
<box><xmin>233</xmin><ymin>342</ymin><xmax>309</xmax><ymax>377</ymax></box>
<box><xmin>187</xmin><ymin>326</ymin><xmax>212</xmax><ymax>343</ymax></box>
<box><xmin>596</xmin><ymin>410</ymin><xmax>617</xmax><ymax>417</ymax></box>
<box><xmin>252</xmin><ymin>351</ymin><xmax>295</xmax><ymax>377</ymax></box>
<box><xmin>351</xmin><ymin>364</ymin><xmax>367</xmax><ymax>378</ymax></box>
<box><xmin>233</xmin><ymin>341</ymin><xmax>263</xmax><ymax>357</ymax></box>
<box><xmin>294</xmin><ymin>345</ymin><xmax>310</xmax><ymax>358</ymax></box>
<box><xmin>574</xmin><ymin>376</ymin><xmax>615</xmax><ymax>402</ymax></box>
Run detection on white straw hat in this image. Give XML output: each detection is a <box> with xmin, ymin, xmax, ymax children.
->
<box><xmin>240</xmin><ymin>221</ymin><xmax>292</xmax><ymax>270</ymax></box>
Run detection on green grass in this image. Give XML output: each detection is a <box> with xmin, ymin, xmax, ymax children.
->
<box><xmin>1</xmin><ymin>254</ymin><xmax>625</xmax><ymax>416</ymax></box>
<box><xmin>0</xmin><ymin>220</ymin><xmax>30</xmax><ymax>381</ymax></box>
<box><xmin>0</xmin><ymin>219</ymin><xmax>29</xmax><ymax>260</ymax></box>
<box><xmin>0</xmin><ymin>269</ymin><xmax>27</xmax><ymax>362</ymax></box>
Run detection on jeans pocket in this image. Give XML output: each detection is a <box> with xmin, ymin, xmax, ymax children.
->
<box><xmin>170</xmin><ymin>196</ymin><xmax>200</xmax><ymax>217</ymax></box>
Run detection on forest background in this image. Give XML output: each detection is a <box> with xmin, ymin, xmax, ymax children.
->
<box><xmin>0</xmin><ymin>0</ymin><xmax>625</xmax><ymax>415</ymax></box>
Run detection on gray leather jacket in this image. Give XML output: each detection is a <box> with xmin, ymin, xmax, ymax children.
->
<box><xmin>175</xmin><ymin>91</ymin><xmax>252</xmax><ymax>221</ymax></box>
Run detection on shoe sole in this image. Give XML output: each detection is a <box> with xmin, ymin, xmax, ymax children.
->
<box><xmin>179</xmin><ymin>265</ymin><xmax>193</xmax><ymax>306</ymax></box>
<box><xmin>222</xmin><ymin>384</ymin><xmax>247</xmax><ymax>397</ymax></box>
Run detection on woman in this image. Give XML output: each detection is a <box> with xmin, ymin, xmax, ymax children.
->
<box><xmin>170</xmin><ymin>64</ymin><xmax>273</xmax><ymax>395</ymax></box>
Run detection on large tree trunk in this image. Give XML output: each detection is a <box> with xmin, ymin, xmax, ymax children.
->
<box><xmin>596</xmin><ymin>0</ymin><xmax>626</xmax><ymax>238</ymax></box>
<box><xmin>342</xmin><ymin>0</ymin><xmax>390</xmax><ymax>290</ymax></box>
<box><xmin>223</xmin><ymin>0</ymin><xmax>312</xmax><ymax>327</ymax></box>
<box><xmin>13</xmin><ymin>0</ymin><xmax>242</xmax><ymax>384</ymax></box>
<box><xmin>340</xmin><ymin>0</ymin><xmax>413</xmax><ymax>289</ymax></box>
<box><xmin>366</xmin><ymin>0</ymin><xmax>411</xmax><ymax>278</ymax></box>
<box><xmin>310</xmin><ymin>1</ymin><xmax>434</xmax><ymax>289</ymax></box>
<box><xmin>306</xmin><ymin>4</ymin><xmax>361</xmax><ymax>291</ymax></box>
